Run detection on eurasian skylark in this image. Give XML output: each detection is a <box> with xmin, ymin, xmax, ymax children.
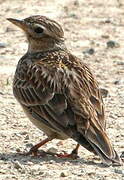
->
<box><xmin>7</xmin><ymin>15</ymin><xmax>121</xmax><ymax>166</ymax></box>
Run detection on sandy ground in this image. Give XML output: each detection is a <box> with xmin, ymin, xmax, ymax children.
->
<box><xmin>0</xmin><ymin>0</ymin><xmax>124</xmax><ymax>179</ymax></box>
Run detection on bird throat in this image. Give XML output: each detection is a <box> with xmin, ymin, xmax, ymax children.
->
<box><xmin>27</xmin><ymin>34</ymin><xmax>66</xmax><ymax>53</ymax></box>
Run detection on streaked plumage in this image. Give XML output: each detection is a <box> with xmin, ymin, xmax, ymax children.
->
<box><xmin>8</xmin><ymin>15</ymin><xmax>121</xmax><ymax>166</ymax></box>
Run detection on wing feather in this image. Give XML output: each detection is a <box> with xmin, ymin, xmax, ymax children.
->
<box><xmin>65</xmin><ymin>53</ymin><xmax>120</xmax><ymax>165</ymax></box>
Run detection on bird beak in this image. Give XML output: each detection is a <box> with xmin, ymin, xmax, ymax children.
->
<box><xmin>7</xmin><ymin>18</ymin><xmax>27</xmax><ymax>31</ymax></box>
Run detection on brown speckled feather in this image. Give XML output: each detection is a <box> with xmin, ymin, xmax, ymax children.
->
<box><xmin>8</xmin><ymin>15</ymin><xmax>121</xmax><ymax>166</ymax></box>
<box><xmin>13</xmin><ymin>50</ymin><xmax>120</xmax><ymax>165</ymax></box>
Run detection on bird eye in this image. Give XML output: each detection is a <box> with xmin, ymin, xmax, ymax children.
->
<box><xmin>34</xmin><ymin>26</ymin><xmax>44</xmax><ymax>34</ymax></box>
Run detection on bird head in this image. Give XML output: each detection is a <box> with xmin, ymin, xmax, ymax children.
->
<box><xmin>7</xmin><ymin>15</ymin><xmax>65</xmax><ymax>53</ymax></box>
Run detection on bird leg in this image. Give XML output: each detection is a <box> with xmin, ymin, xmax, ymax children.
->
<box><xmin>56</xmin><ymin>144</ymin><xmax>80</xmax><ymax>159</ymax></box>
<box><xmin>26</xmin><ymin>137</ymin><xmax>53</xmax><ymax>156</ymax></box>
<box><xmin>25</xmin><ymin>138</ymin><xmax>79</xmax><ymax>159</ymax></box>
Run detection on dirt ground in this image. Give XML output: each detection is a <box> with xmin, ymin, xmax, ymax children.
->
<box><xmin>0</xmin><ymin>0</ymin><xmax>124</xmax><ymax>179</ymax></box>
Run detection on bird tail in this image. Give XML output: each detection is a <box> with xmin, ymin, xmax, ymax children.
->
<box><xmin>73</xmin><ymin>126</ymin><xmax>121</xmax><ymax>166</ymax></box>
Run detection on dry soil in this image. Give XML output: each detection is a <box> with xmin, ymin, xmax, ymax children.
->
<box><xmin>0</xmin><ymin>0</ymin><xmax>124</xmax><ymax>179</ymax></box>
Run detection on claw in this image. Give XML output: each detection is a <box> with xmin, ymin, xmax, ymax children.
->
<box><xmin>56</xmin><ymin>152</ymin><xmax>79</xmax><ymax>159</ymax></box>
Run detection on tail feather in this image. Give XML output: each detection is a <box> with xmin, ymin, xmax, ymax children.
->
<box><xmin>73</xmin><ymin>126</ymin><xmax>121</xmax><ymax>166</ymax></box>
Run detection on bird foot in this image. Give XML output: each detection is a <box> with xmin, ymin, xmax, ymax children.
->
<box><xmin>56</xmin><ymin>151</ymin><xmax>79</xmax><ymax>159</ymax></box>
<box><xmin>18</xmin><ymin>142</ymin><xmax>80</xmax><ymax>160</ymax></box>
<box><xmin>25</xmin><ymin>145</ymin><xmax>40</xmax><ymax>156</ymax></box>
<box><xmin>24</xmin><ymin>137</ymin><xmax>52</xmax><ymax>157</ymax></box>
<box><xmin>22</xmin><ymin>148</ymin><xmax>79</xmax><ymax>159</ymax></box>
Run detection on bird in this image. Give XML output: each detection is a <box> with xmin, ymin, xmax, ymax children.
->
<box><xmin>7</xmin><ymin>15</ymin><xmax>121</xmax><ymax>166</ymax></box>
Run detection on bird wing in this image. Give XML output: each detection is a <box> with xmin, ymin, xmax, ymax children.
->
<box><xmin>64</xmin><ymin>53</ymin><xmax>120</xmax><ymax>165</ymax></box>
<box><xmin>66</xmin><ymin>53</ymin><xmax>106</xmax><ymax>130</ymax></box>
<box><xmin>13</xmin><ymin>53</ymin><xmax>76</xmax><ymax>135</ymax></box>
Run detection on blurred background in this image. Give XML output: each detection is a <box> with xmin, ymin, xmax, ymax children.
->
<box><xmin>0</xmin><ymin>0</ymin><xmax>124</xmax><ymax>179</ymax></box>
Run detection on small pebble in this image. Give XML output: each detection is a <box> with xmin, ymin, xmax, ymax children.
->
<box><xmin>104</xmin><ymin>19</ymin><xmax>111</xmax><ymax>23</ymax></box>
<box><xmin>16</xmin><ymin>148</ymin><xmax>21</xmax><ymax>152</ymax></box>
<box><xmin>13</xmin><ymin>161</ymin><xmax>23</xmax><ymax>170</ymax></box>
<box><xmin>20</xmin><ymin>131</ymin><xmax>28</xmax><ymax>135</ymax></box>
<box><xmin>114</xmin><ymin>79</ymin><xmax>124</xmax><ymax>85</ymax></box>
<box><xmin>27</xmin><ymin>162</ymin><xmax>33</xmax><ymax>166</ymax></box>
<box><xmin>69</xmin><ymin>13</ymin><xmax>78</xmax><ymax>19</ymax></box>
<box><xmin>14</xmin><ymin>133</ymin><xmax>22</xmax><ymax>138</ymax></box>
<box><xmin>100</xmin><ymin>88</ymin><xmax>109</xmax><ymax>98</ymax></box>
<box><xmin>60</xmin><ymin>172</ymin><xmax>67</xmax><ymax>177</ymax></box>
<box><xmin>74</xmin><ymin>0</ymin><xmax>79</xmax><ymax>6</ymax></box>
<box><xmin>49</xmin><ymin>160</ymin><xmax>55</xmax><ymax>164</ymax></box>
<box><xmin>0</xmin><ymin>91</ymin><xmax>4</xmax><ymax>95</ymax></box>
<box><xmin>26</xmin><ymin>143</ymin><xmax>33</xmax><ymax>148</ymax></box>
<box><xmin>0</xmin><ymin>42</ymin><xmax>7</xmax><ymax>48</ymax></box>
<box><xmin>107</xmin><ymin>40</ymin><xmax>120</xmax><ymax>48</ymax></box>
<box><xmin>114</xmin><ymin>80</ymin><xmax>120</xmax><ymax>85</ymax></box>
<box><xmin>83</xmin><ymin>48</ymin><xmax>95</xmax><ymax>55</ymax></box>
<box><xmin>47</xmin><ymin>147</ymin><xmax>58</xmax><ymax>154</ymax></box>
<box><xmin>116</xmin><ymin>62</ymin><xmax>124</xmax><ymax>65</ymax></box>
<box><xmin>120</xmin><ymin>151</ymin><xmax>124</xmax><ymax>158</ymax></box>
<box><xmin>38</xmin><ymin>171</ymin><xmax>44</xmax><ymax>175</ymax></box>
<box><xmin>101</xmin><ymin>35</ymin><xmax>109</xmax><ymax>39</ymax></box>
<box><xmin>24</xmin><ymin>139</ymin><xmax>29</xmax><ymax>143</ymax></box>
<box><xmin>114</xmin><ymin>169</ymin><xmax>124</xmax><ymax>175</ymax></box>
<box><xmin>25</xmin><ymin>135</ymin><xmax>29</xmax><ymax>140</ymax></box>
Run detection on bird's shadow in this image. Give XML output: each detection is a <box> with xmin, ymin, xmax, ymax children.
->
<box><xmin>0</xmin><ymin>151</ymin><xmax>107</xmax><ymax>168</ymax></box>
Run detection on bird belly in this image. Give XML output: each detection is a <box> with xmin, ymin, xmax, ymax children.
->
<box><xmin>21</xmin><ymin>104</ymin><xmax>69</xmax><ymax>140</ymax></box>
